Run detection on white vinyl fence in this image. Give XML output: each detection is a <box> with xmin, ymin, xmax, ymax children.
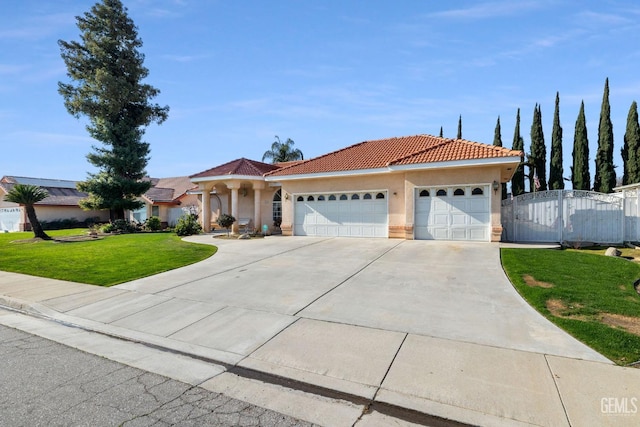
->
<box><xmin>500</xmin><ymin>190</ymin><xmax>640</xmax><ymax>244</ymax></box>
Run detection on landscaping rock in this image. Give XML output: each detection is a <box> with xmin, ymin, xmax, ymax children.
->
<box><xmin>238</xmin><ymin>234</ymin><xmax>251</xmax><ymax>240</ymax></box>
<box><xmin>604</xmin><ymin>247</ymin><xmax>621</xmax><ymax>257</ymax></box>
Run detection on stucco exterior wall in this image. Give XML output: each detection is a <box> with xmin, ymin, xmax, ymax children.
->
<box><xmin>275</xmin><ymin>165</ymin><xmax>505</xmax><ymax>241</ymax></box>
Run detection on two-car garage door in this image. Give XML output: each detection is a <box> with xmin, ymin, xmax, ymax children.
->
<box><xmin>294</xmin><ymin>191</ymin><xmax>388</xmax><ymax>237</ymax></box>
<box><xmin>414</xmin><ymin>185</ymin><xmax>490</xmax><ymax>241</ymax></box>
<box><xmin>293</xmin><ymin>185</ymin><xmax>491</xmax><ymax>241</ymax></box>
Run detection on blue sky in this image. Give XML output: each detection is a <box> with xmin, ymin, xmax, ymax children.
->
<box><xmin>1</xmin><ymin>0</ymin><xmax>640</xmax><ymax>187</ymax></box>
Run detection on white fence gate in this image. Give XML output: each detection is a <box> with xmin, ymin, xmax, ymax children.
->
<box><xmin>501</xmin><ymin>190</ymin><xmax>631</xmax><ymax>244</ymax></box>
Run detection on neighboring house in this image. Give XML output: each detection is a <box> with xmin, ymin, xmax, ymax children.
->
<box><xmin>0</xmin><ymin>176</ymin><xmax>109</xmax><ymax>232</ymax></box>
<box><xmin>191</xmin><ymin>134</ymin><xmax>522</xmax><ymax>241</ymax></box>
<box><xmin>129</xmin><ymin>176</ymin><xmax>199</xmax><ymax>227</ymax></box>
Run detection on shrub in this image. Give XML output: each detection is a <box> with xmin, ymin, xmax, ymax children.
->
<box><xmin>217</xmin><ymin>214</ymin><xmax>236</xmax><ymax>236</ymax></box>
<box><xmin>145</xmin><ymin>216</ymin><xmax>162</xmax><ymax>231</ymax></box>
<box><xmin>100</xmin><ymin>219</ymin><xmax>139</xmax><ymax>234</ymax></box>
<box><xmin>175</xmin><ymin>213</ymin><xmax>202</xmax><ymax>236</ymax></box>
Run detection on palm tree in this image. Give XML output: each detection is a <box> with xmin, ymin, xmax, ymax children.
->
<box><xmin>262</xmin><ymin>136</ymin><xmax>304</xmax><ymax>163</ymax></box>
<box><xmin>3</xmin><ymin>184</ymin><xmax>51</xmax><ymax>240</ymax></box>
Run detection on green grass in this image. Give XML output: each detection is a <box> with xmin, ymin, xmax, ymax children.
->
<box><xmin>501</xmin><ymin>248</ymin><xmax>640</xmax><ymax>365</ymax></box>
<box><xmin>0</xmin><ymin>229</ymin><xmax>217</xmax><ymax>286</ymax></box>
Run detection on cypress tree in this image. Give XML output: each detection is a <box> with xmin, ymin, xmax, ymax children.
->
<box><xmin>439</xmin><ymin>126</ymin><xmax>443</xmax><ymax>138</ymax></box>
<box><xmin>623</xmin><ymin>101</ymin><xmax>640</xmax><ymax>184</ymax></box>
<box><xmin>593</xmin><ymin>78</ymin><xmax>616</xmax><ymax>193</ymax></box>
<box><xmin>511</xmin><ymin>109</ymin><xmax>526</xmax><ymax>196</ymax></box>
<box><xmin>528</xmin><ymin>104</ymin><xmax>547</xmax><ymax>191</ymax></box>
<box><xmin>58</xmin><ymin>0</ymin><xmax>169</xmax><ymax>220</ymax></box>
<box><xmin>549</xmin><ymin>92</ymin><xmax>564</xmax><ymax>189</ymax></box>
<box><xmin>571</xmin><ymin>101</ymin><xmax>590</xmax><ymax>190</ymax></box>
<box><xmin>493</xmin><ymin>116</ymin><xmax>507</xmax><ymax>199</ymax></box>
<box><xmin>457</xmin><ymin>115</ymin><xmax>462</xmax><ymax>139</ymax></box>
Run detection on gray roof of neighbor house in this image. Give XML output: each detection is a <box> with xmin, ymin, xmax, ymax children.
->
<box><xmin>0</xmin><ymin>176</ymin><xmax>88</xmax><ymax>206</ymax></box>
<box><xmin>143</xmin><ymin>176</ymin><xmax>197</xmax><ymax>204</ymax></box>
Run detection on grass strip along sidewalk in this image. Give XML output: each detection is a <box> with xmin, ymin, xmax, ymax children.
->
<box><xmin>502</xmin><ymin>247</ymin><xmax>640</xmax><ymax>366</ymax></box>
<box><xmin>0</xmin><ymin>229</ymin><xmax>216</xmax><ymax>286</ymax></box>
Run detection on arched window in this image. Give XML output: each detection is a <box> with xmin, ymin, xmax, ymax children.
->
<box><xmin>317</xmin><ymin>195</ymin><xmax>325</xmax><ymax>201</ymax></box>
<box><xmin>340</xmin><ymin>194</ymin><xmax>348</xmax><ymax>200</ymax></box>
<box><xmin>376</xmin><ymin>192</ymin><xmax>385</xmax><ymax>199</ymax></box>
<box><xmin>307</xmin><ymin>195</ymin><xmax>315</xmax><ymax>201</ymax></box>
<box><xmin>472</xmin><ymin>187</ymin><xmax>484</xmax><ymax>195</ymax></box>
<box><xmin>454</xmin><ymin>188</ymin><xmax>465</xmax><ymax>196</ymax></box>
<box><xmin>272</xmin><ymin>189</ymin><xmax>282</xmax><ymax>223</ymax></box>
<box><xmin>419</xmin><ymin>189</ymin><xmax>430</xmax><ymax>197</ymax></box>
<box><xmin>436</xmin><ymin>189</ymin><xmax>447</xmax><ymax>196</ymax></box>
<box><xmin>351</xmin><ymin>194</ymin><xmax>360</xmax><ymax>200</ymax></box>
<box><xmin>328</xmin><ymin>194</ymin><xmax>336</xmax><ymax>201</ymax></box>
<box><xmin>296</xmin><ymin>196</ymin><xmax>304</xmax><ymax>202</ymax></box>
<box><xmin>363</xmin><ymin>193</ymin><xmax>372</xmax><ymax>200</ymax></box>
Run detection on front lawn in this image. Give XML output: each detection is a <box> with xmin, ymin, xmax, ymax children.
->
<box><xmin>0</xmin><ymin>229</ymin><xmax>217</xmax><ymax>286</ymax></box>
<box><xmin>501</xmin><ymin>248</ymin><xmax>640</xmax><ymax>365</ymax></box>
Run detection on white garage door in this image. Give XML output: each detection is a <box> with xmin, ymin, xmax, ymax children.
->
<box><xmin>294</xmin><ymin>191</ymin><xmax>388</xmax><ymax>237</ymax></box>
<box><xmin>415</xmin><ymin>186</ymin><xmax>490</xmax><ymax>241</ymax></box>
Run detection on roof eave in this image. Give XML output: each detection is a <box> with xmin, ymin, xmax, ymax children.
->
<box><xmin>388</xmin><ymin>156</ymin><xmax>523</xmax><ymax>171</ymax></box>
<box><xmin>191</xmin><ymin>174</ymin><xmax>267</xmax><ymax>183</ymax></box>
<box><xmin>264</xmin><ymin>167</ymin><xmax>390</xmax><ymax>181</ymax></box>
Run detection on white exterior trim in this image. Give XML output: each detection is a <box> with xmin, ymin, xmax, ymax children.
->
<box><xmin>191</xmin><ymin>174</ymin><xmax>266</xmax><ymax>183</ymax></box>
<box><xmin>388</xmin><ymin>156</ymin><xmax>522</xmax><ymax>172</ymax></box>
<box><xmin>265</xmin><ymin>167</ymin><xmax>390</xmax><ymax>181</ymax></box>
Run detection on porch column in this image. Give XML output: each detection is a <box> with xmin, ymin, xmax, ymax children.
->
<box><xmin>202</xmin><ymin>187</ymin><xmax>211</xmax><ymax>232</ymax></box>
<box><xmin>230</xmin><ymin>186</ymin><xmax>239</xmax><ymax>234</ymax></box>
<box><xmin>253</xmin><ymin>182</ymin><xmax>265</xmax><ymax>232</ymax></box>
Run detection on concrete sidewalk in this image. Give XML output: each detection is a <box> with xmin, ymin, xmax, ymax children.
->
<box><xmin>0</xmin><ymin>237</ymin><xmax>639</xmax><ymax>426</ymax></box>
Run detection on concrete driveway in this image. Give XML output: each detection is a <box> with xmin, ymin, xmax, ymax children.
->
<box><xmin>114</xmin><ymin>236</ymin><xmax>601</xmax><ymax>359</ymax></box>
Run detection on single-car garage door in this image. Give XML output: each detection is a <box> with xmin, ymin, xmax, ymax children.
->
<box><xmin>294</xmin><ymin>191</ymin><xmax>388</xmax><ymax>237</ymax></box>
<box><xmin>414</xmin><ymin>185</ymin><xmax>490</xmax><ymax>241</ymax></box>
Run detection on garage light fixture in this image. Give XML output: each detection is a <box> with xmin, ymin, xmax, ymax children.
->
<box><xmin>492</xmin><ymin>180</ymin><xmax>499</xmax><ymax>194</ymax></box>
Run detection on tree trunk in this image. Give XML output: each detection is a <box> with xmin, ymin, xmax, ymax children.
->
<box><xmin>25</xmin><ymin>205</ymin><xmax>50</xmax><ymax>240</ymax></box>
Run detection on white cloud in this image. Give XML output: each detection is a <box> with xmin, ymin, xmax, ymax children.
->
<box><xmin>427</xmin><ymin>1</ymin><xmax>542</xmax><ymax>20</ymax></box>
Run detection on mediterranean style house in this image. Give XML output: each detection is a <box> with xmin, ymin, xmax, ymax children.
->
<box><xmin>190</xmin><ymin>134</ymin><xmax>522</xmax><ymax>241</ymax></box>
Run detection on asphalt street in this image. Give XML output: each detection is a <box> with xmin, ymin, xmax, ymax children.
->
<box><xmin>0</xmin><ymin>324</ymin><xmax>316</xmax><ymax>427</ymax></box>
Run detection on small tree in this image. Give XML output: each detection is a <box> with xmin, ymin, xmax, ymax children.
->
<box><xmin>493</xmin><ymin>116</ymin><xmax>507</xmax><ymax>199</ymax></box>
<box><xmin>594</xmin><ymin>78</ymin><xmax>616</xmax><ymax>193</ymax></box>
<box><xmin>511</xmin><ymin>109</ymin><xmax>526</xmax><ymax>196</ymax></box>
<box><xmin>457</xmin><ymin>115</ymin><xmax>462</xmax><ymax>139</ymax></box>
<box><xmin>549</xmin><ymin>92</ymin><xmax>564</xmax><ymax>190</ymax></box>
<box><xmin>623</xmin><ymin>101</ymin><xmax>640</xmax><ymax>185</ymax></box>
<box><xmin>3</xmin><ymin>184</ymin><xmax>51</xmax><ymax>240</ymax></box>
<box><xmin>217</xmin><ymin>214</ymin><xmax>236</xmax><ymax>236</ymax></box>
<box><xmin>572</xmin><ymin>101</ymin><xmax>590</xmax><ymax>190</ymax></box>
<box><xmin>262</xmin><ymin>136</ymin><xmax>304</xmax><ymax>163</ymax></box>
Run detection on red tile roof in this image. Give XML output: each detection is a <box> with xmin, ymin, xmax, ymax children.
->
<box><xmin>266</xmin><ymin>135</ymin><xmax>523</xmax><ymax>177</ymax></box>
<box><xmin>190</xmin><ymin>158</ymin><xmax>281</xmax><ymax>179</ymax></box>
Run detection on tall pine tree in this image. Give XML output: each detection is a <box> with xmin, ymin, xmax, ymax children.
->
<box><xmin>457</xmin><ymin>115</ymin><xmax>462</xmax><ymax>139</ymax></box>
<box><xmin>58</xmin><ymin>0</ymin><xmax>169</xmax><ymax>220</ymax></box>
<box><xmin>593</xmin><ymin>78</ymin><xmax>616</xmax><ymax>193</ymax></box>
<box><xmin>511</xmin><ymin>109</ymin><xmax>526</xmax><ymax>196</ymax></box>
<box><xmin>572</xmin><ymin>101</ymin><xmax>590</xmax><ymax>190</ymax></box>
<box><xmin>623</xmin><ymin>101</ymin><xmax>640</xmax><ymax>185</ymax></box>
<box><xmin>549</xmin><ymin>92</ymin><xmax>564</xmax><ymax>189</ymax></box>
<box><xmin>528</xmin><ymin>104</ymin><xmax>547</xmax><ymax>191</ymax></box>
<box><xmin>493</xmin><ymin>116</ymin><xmax>507</xmax><ymax>199</ymax></box>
